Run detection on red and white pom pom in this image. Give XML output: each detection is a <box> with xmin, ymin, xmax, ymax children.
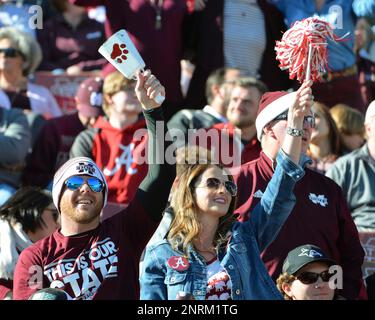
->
<box><xmin>275</xmin><ymin>17</ymin><xmax>347</xmax><ymax>82</ymax></box>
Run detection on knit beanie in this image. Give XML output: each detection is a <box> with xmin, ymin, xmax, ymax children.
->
<box><xmin>52</xmin><ymin>157</ymin><xmax>108</xmax><ymax>212</ymax></box>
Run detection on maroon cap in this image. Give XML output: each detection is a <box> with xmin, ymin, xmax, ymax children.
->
<box><xmin>75</xmin><ymin>77</ymin><xmax>104</xmax><ymax>118</ymax></box>
<box><xmin>255</xmin><ymin>90</ymin><xmax>297</xmax><ymax>140</ymax></box>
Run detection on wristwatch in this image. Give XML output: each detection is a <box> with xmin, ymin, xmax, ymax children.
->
<box><xmin>286</xmin><ymin>127</ymin><xmax>304</xmax><ymax>137</ymax></box>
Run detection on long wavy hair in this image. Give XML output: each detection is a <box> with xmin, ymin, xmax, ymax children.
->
<box><xmin>168</xmin><ymin>163</ymin><xmax>237</xmax><ymax>256</ymax></box>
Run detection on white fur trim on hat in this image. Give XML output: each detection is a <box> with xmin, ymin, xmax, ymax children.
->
<box><xmin>52</xmin><ymin>157</ymin><xmax>108</xmax><ymax>212</ymax></box>
<box><xmin>255</xmin><ymin>91</ymin><xmax>297</xmax><ymax>140</ymax></box>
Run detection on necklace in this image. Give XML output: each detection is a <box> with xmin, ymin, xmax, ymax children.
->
<box><xmin>150</xmin><ymin>0</ymin><xmax>163</xmax><ymax>30</ymax></box>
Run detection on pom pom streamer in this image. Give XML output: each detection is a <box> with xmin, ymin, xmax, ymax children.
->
<box><xmin>275</xmin><ymin>17</ymin><xmax>348</xmax><ymax>82</ymax></box>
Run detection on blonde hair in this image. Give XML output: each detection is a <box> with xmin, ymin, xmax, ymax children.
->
<box><xmin>168</xmin><ymin>164</ymin><xmax>237</xmax><ymax>256</ymax></box>
<box><xmin>276</xmin><ymin>272</ymin><xmax>295</xmax><ymax>300</ymax></box>
<box><xmin>330</xmin><ymin>104</ymin><xmax>365</xmax><ymax>137</ymax></box>
<box><xmin>102</xmin><ymin>71</ymin><xmax>135</xmax><ymax>116</ymax></box>
<box><xmin>0</xmin><ymin>27</ymin><xmax>42</xmax><ymax>76</ymax></box>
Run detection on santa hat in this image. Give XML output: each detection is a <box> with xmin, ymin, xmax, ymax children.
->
<box><xmin>255</xmin><ymin>91</ymin><xmax>297</xmax><ymax>140</ymax></box>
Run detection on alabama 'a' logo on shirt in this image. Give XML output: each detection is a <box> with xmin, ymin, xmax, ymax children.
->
<box><xmin>103</xmin><ymin>143</ymin><xmax>138</xmax><ymax>176</ymax></box>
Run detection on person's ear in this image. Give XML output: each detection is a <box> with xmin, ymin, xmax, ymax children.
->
<box><xmin>104</xmin><ymin>94</ymin><xmax>113</xmax><ymax>105</ymax></box>
<box><xmin>281</xmin><ymin>282</ymin><xmax>294</xmax><ymax>299</ymax></box>
<box><xmin>211</xmin><ymin>84</ymin><xmax>221</xmax><ymax>98</ymax></box>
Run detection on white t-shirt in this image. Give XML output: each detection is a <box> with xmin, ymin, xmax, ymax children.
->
<box><xmin>205</xmin><ymin>258</ymin><xmax>232</xmax><ymax>300</ymax></box>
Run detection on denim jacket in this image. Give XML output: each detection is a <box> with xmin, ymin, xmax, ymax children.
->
<box><xmin>140</xmin><ymin>150</ymin><xmax>306</xmax><ymax>300</ymax></box>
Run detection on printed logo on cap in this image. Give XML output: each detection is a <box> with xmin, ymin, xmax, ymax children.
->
<box><xmin>298</xmin><ymin>248</ymin><xmax>323</xmax><ymax>258</ymax></box>
<box><xmin>167</xmin><ymin>256</ymin><xmax>190</xmax><ymax>271</ymax></box>
<box><xmin>76</xmin><ymin>162</ymin><xmax>96</xmax><ymax>175</ymax></box>
<box><xmin>90</xmin><ymin>92</ymin><xmax>103</xmax><ymax>107</ymax></box>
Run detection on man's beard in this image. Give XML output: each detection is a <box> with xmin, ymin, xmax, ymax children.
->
<box><xmin>60</xmin><ymin>198</ymin><xmax>103</xmax><ymax>225</ymax></box>
<box><xmin>230</xmin><ymin>116</ymin><xmax>254</xmax><ymax>129</ymax></box>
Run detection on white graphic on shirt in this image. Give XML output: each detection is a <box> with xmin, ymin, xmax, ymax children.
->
<box><xmin>205</xmin><ymin>260</ymin><xmax>232</xmax><ymax>300</ymax></box>
<box><xmin>103</xmin><ymin>143</ymin><xmax>137</xmax><ymax>176</ymax></box>
<box><xmin>308</xmin><ymin>193</ymin><xmax>328</xmax><ymax>207</ymax></box>
<box><xmin>43</xmin><ymin>238</ymin><xmax>119</xmax><ymax>300</ymax></box>
<box><xmin>298</xmin><ymin>248</ymin><xmax>323</xmax><ymax>258</ymax></box>
<box><xmin>253</xmin><ymin>190</ymin><xmax>264</xmax><ymax>198</ymax></box>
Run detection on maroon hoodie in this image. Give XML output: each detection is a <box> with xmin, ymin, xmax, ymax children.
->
<box><xmin>70</xmin><ymin>116</ymin><xmax>148</xmax><ymax>204</ymax></box>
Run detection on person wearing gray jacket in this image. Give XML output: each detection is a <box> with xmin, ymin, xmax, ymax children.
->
<box><xmin>326</xmin><ymin>101</ymin><xmax>375</xmax><ymax>231</ymax></box>
<box><xmin>0</xmin><ymin>108</ymin><xmax>31</xmax><ymax>205</ymax></box>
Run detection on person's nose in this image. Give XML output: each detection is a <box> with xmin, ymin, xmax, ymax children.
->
<box><xmin>217</xmin><ymin>182</ymin><xmax>228</xmax><ymax>195</ymax></box>
<box><xmin>79</xmin><ymin>181</ymin><xmax>91</xmax><ymax>193</ymax></box>
<box><xmin>314</xmin><ymin>276</ymin><xmax>325</xmax><ymax>288</ymax></box>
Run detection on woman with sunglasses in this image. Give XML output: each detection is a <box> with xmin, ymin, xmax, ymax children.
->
<box><xmin>140</xmin><ymin>81</ymin><xmax>314</xmax><ymax>300</ymax></box>
<box><xmin>0</xmin><ymin>27</ymin><xmax>61</xmax><ymax>118</ymax></box>
<box><xmin>276</xmin><ymin>244</ymin><xmax>343</xmax><ymax>300</ymax></box>
<box><xmin>306</xmin><ymin>102</ymin><xmax>347</xmax><ymax>175</ymax></box>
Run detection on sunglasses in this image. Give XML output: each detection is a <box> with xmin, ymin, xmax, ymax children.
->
<box><xmin>274</xmin><ymin>113</ymin><xmax>316</xmax><ymax>128</ymax></box>
<box><xmin>296</xmin><ymin>270</ymin><xmax>332</xmax><ymax>285</ymax></box>
<box><xmin>195</xmin><ymin>177</ymin><xmax>237</xmax><ymax>197</ymax></box>
<box><xmin>0</xmin><ymin>47</ymin><xmax>23</xmax><ymax>58</ymax></box>
<box><xmin>65</xmin><ymin>176</ymin><xmax>104</xmax><ymax>193</ymax></box>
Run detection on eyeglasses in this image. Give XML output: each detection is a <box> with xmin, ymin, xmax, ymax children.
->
<box><xmin>195</xmin><ymin>177</ymin><xmax>237</xmax><ymax>197</ymax></box>
<box><xmin>296</xmin><ymin>270</ymin><xmax>332</xmax><ymax>284</ymax></box>
<box><xmin>65</xmin><ymin>176</ymin><xmax>104</xmax><ymax>193</ymax></box>
<box><xmin>273</xmin><ymin>113</ymin><xmax>316</xmax><ymax>128</ymax></box>
<box><xmin>0</xmin><ymin>47</ymin><xmax>23</xmax><ymax>58</ymax></box>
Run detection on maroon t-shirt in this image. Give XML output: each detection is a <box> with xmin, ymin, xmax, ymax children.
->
<box><xmin>0</xmin><ymin>279</ymin><xmax>12</xmax><ymax>299</ymax></box>
<box><xmin>13</xmin><ymin>198</ymin><xmax>158</xmax><ymax>300</ymax></box>
<box><xmin>234</xmin><ymin>151</ymin><xmax>365</xmax><ymax>300</ymax></box>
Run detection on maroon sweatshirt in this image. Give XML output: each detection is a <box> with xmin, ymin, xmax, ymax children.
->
<box><xmin>234</xmin><ymin>151</ymin><xmax>366</xmax><ymax>300</ymax></box>
<box><xmin>70</xmin><ymin>116</ymin><xmax>148</xmax><ymax>205</ymax></box>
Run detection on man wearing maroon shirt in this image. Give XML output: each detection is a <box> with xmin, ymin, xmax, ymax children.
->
<box><xmin>234</xmin><ymin>90</ymin><xmax>366</xmax><ymax>300</ymax></box>
<box><xmin>207</xmin><ymin>77</ymin><xmax>266</xmax><ymax>168</ymax></box>
<box><xmin>12</xmin><ymin>70</ymin><xmax>174</xmax><ymax>300</ymax></box>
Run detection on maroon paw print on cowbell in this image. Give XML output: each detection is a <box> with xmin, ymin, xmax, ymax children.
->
<box><xmin>110</xmin><ymin>43</ymin><xmax>129</xmax><ymax>63</ymax></box>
